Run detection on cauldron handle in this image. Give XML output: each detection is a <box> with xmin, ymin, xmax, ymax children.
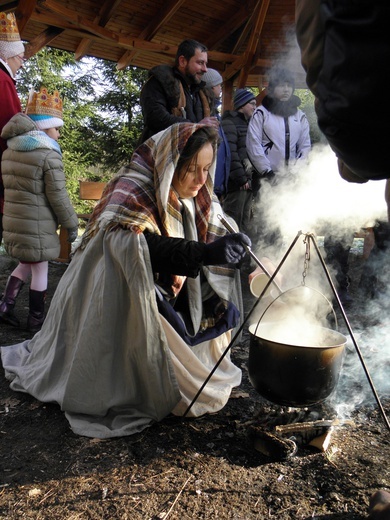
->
<box><xmin>253</xmin><ymin>285</ymin><xmax>338</xmax><ymax>337</ymax></box>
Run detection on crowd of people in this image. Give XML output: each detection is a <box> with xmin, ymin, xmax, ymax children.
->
<box><xmin>0</xmin><ymin>12</ymin><xmax>389</xmax><ymax>515</ymax></box>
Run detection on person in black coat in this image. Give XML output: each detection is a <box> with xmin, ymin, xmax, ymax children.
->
<box><xmin>139</xmin><ymin>39</ymin><xmax>219</xmax><ymax>142</ymax></box>
<box><xmin>221</xmin><ymin>89</ymin><xmax>258</xmax><ymax>237</ymax></box>
<box><xmin>295</xmin><ymin>0</ymin><xmax>389</xmax><ymax>184</ymax></box>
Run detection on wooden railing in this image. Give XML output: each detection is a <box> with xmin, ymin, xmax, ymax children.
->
<box><xmin>56</xmin><ymin>181</ymin><xmax>107</xmax><ymax>262</ymax></box>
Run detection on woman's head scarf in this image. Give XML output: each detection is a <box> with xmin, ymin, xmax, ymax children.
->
<box><xmin>82</xmin><ymin>122</ymin><xmax>227</xmax><ymax>245</ymax></box>
<box><xmin>80</xmin><ymin>122</ymin><xmax>235</xmax><ymax>299</ymax></box>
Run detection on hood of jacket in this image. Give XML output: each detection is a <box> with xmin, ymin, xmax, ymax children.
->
<box><xmin>148</xmin><ymin>65</ymin><xmax>182</xmax><ymax>109</ymax></box>
<box><xmin>1</xmin><ymin>112</ymin><xmax>36</xmax><ymax>140</ymax></box>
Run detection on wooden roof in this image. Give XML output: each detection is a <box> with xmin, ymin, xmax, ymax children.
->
<box><xmin>2</xmin><ymin>0</ymin><xmax>306</xmax><ymax>97</ymax></box>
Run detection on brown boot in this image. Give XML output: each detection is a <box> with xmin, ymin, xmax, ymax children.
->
<box><xmin>0</xmin><ymin>276</ymin><xmax>24</xmax><ymax>327</ymax></box>
<box><xmin>26</xmin><ymin>289</ymin><xmax>46</xmax><ymax>333</ymax></box>
<box><xmin>369</xmin><ymin>490</ymin><xmax>390</xmax><ymax>520</ymax></box>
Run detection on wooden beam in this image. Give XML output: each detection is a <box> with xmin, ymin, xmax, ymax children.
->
<box><xmin>231</xmin><ymin>3</ymin><xmax>260</xmax><ymax>55</ymax></box>
<box><xmin>97</xmin><ymin>0</ymin><xmax>122</xmax><ymax>27</ymax></box>
<box><xmin>207</xmin><ymin>2</ymin><xmax>256</xmax><ymax>51</ymax></box>
<box><xmin>74</xmin><ymin>38</ymin><xmax>93</xmax><ymax>60</ymax></box>
<box><xmin>140</xmin><ymin>0</ymin><xmax>186</xmax><ymax>38</ymax></box>
<box><xmin>221</xmin><ymin>78</ymin><xmax>234</xmax><ymax>112</ymax></box>
<box><xmin>246</xmin><ymin>0</ymin><xmax>271</xmax><ymax>57</ymax></box>
<box><xmin>24</xmin><ymin>25</ymin><xmax>64</xmax><ymax>58</ymax></box>
<box><xmin>0</xmin><ymin>1</ymin><xmax>18</xmax><ymax>12</ymax></box>
<box><xmin>40</xmin><ymin>0</ymin><xmax>80</xmax><ymax>24</ymax></box>
<box><xmin>235</xmin><ymin>0</ymin><xmax>271</xmax><ymax>88</ymax></box>
<box><xmin>117</xmin><ymin>0</ymin><xmax>186</xmax><ymax>70</ymax></box>
<box><xmin>221</xmin><ymin>54</ymin><xmax>248</xmax><ymax>82</ymax></box>
<box><xmin>29</xmin><ymin>1</ymin><xmax>243</xmax><ymax>68</ymax></box>
<box><xmin>14</xmin><ymin>0</ymin><xmax>36</xmax><ymax>34</ymax></box>
<box><xmin>75</xmin><ymin>0</ymin><xmax>122</xmax><ymax>60</ymax></box>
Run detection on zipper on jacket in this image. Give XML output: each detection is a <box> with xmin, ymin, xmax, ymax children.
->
<box><xmin>284</xmin><ymin>117</ymin><xmax>290</xmax><ymax>167</ymax></box>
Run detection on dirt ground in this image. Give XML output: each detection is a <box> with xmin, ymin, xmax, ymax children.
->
<box><xmin>0</xmin><ymin>242</ymin><xmax>389</xmax><ymax>520</ymax></box>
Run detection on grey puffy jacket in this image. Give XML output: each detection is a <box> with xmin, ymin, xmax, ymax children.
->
<box><xmin>1</xmin><ymin>113</ymin><xmax>79</xmax><ymax>262</ymax></box>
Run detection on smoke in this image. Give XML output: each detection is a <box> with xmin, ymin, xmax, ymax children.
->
<box><xmin>252</xmin><ymin>144</ymin><xmax>386</xmax><ymax>254</ymax></box>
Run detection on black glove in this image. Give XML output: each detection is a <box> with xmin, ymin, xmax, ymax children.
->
<box><xmin>203</xmin><ymin>233</ymin><xmax>251</xmax><ymax>265</ymax></box>
<box><xmin>67</xmin><ymin>226</ymin><xmax>79</xmax><ymax>243</ymax></box>
<box><xmin>261</xmin><ymin>169</ymin><xmax>275</xmax><ymax>182</ymax></box>
<box><xmin>251</xmin><ymin>171</ymin><xmax>261</xmax><ymax>194</ymax></box>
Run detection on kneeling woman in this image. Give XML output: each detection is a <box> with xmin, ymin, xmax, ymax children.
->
<box><xmin>1</xmin><ymin>123</ymin><xmax>250</xmax><ymax>438</ymax></box>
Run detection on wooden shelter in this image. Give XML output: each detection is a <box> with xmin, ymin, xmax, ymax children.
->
<box><xmin>1</xmin><ymin>0</ymin><xmax>306</xmax><ymax>108</ymax></box>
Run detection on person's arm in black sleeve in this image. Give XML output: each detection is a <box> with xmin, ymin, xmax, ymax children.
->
<box><xmin>144</xmin><ymin>231</ymin><xmax>251</xmax><ymax>276</ymax></box>
<box><xmin>144</xmin><ymin>233</ymin><xmax>206</xmax><ymax>278</ymax></box>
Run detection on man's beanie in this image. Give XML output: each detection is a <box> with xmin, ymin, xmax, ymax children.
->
<box><xmin>203</xmin><ymin>68</ymin><xmax>223</xmax><ymax>88</ymax></box>
<box><xmin>268</xmin><ymin>67</ymin><xmax>295</xmax><ymax>92</ymax></box>
<box><xmin>233</xmin><ymin>89</ymin><xmax>256</xmax><ymax>110</ymax></box>
<box><xmin>0</xmin><ymin>12</ymin><xmax>24</xmax><ymax>60</ymax></box>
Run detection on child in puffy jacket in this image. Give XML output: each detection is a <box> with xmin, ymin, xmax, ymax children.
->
<box><xmin>0</xmin><ymin>87</ymin><xmax>78</xmax><ymax>332</ymax></box>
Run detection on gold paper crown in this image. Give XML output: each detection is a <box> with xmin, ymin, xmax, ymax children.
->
<box><xmin>0</xmin><ymin>12</ymin><xmax>21</xmax><ymax>42</ymax></box>
<box><xmin>26</xmin><ymin>87</ymin><xmax>63</xmax><ymax>119</ymax></box>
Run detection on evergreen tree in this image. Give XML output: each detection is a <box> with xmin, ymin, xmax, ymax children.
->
<box><xmin>17</xmin><ymin>48</ymin><xmax>148</xmax><ymax>211</ymax></box>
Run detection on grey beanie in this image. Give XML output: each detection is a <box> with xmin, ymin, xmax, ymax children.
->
<box><xmin>233</xmin><ymin>89</ymin><xmax>256</xmax><ymax>110</ymax></box>
<box><xmin>202</xmin><ymin>68</ymin><xmax>223</xmax><ymax>88</ymax></box>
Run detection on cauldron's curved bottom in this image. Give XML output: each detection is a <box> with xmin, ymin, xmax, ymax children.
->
<box><xmin>248</xmin><ymin>323</ymin><xmax>347</xmax><ymax>408</ymax></box>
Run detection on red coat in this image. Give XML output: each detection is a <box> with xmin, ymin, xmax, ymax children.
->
<box><xmin>0</xmin><ymin>64</ymin><xmax>22</xmax><ymax>214</ymax></box>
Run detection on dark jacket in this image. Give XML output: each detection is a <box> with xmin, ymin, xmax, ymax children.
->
<box><xmin>208</xmin><ymin>95</ymin><xmax>230</xmax><ymax>198</ymax></box>
<box><xmin>139</xmin><ymin>65</ymin><xmax>213</xmax><ymax>142</ymax></box>
<box><xmin>296</xmin><ymin>0</ymin><xmax>390</xmax><ymax>183</ymax></box>
<box><xmin>221</xmin><ymin>110</ymin><xmax>254</xmax><ymax>192</ymax></box>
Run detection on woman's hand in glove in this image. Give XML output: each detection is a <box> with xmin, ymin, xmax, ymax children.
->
<box><xmin>67</xmin><ymin>226</ymin><xmax>79</xmax><ymax>243</ymax></box>
<box><xmin>203</xmin><ymin>233</ymin><xmax>251</xmax><ymax>265</ymax></box>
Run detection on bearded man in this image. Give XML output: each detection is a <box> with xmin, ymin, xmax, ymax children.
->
<box><xmin>139</xmin><ymin>39</ymin><xmax>219</xmax><ymax>142</ymax></box>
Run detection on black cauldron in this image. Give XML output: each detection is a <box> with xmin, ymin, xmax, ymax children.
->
<box><xmin>248</xmin><ymin>322</ymin><xmax>347</xmax><ymax>407</ymax></box>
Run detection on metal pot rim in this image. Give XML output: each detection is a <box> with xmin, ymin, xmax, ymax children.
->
<box><xmin>248</xmin><ymin>322</ymin><xmax>347</xmax><ymax>349</ymax></box>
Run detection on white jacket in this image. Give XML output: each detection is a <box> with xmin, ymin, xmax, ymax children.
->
<box><xmin>246</xmin><ymin>104</ymin><xmax>311</xmax><ymax>175</ymax></box>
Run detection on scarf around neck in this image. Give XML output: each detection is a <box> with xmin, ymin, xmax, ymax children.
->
<box><xmin>6</xmin><ymin>130</ymin><xmax>62</xmax><ymax>155</ymax></box>
<box><xmin>262</xmin><ymin>94</ymin><xmax>301</xmax><ymax>117</ymax></box>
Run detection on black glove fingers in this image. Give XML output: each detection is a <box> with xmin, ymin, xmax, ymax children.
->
<box><xmin>203</xmin><ymin>232</ymin><xmax>251</xmax><ymax>265</ymax></box>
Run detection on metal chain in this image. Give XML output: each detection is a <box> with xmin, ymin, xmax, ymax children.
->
<box><xmin>301</xmin><ymin>234</ymin><xmax>311</xmax><ymax>286</ymax></box>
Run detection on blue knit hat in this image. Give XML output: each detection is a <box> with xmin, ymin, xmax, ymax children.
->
<box><xmin>233</xmin><ymin>89</ymin><xmax>256</xmax><ymax>110</ymax></box>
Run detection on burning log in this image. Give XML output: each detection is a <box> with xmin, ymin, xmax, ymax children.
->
<box><xmin>248</xmin><ymin>425</ymin><xmax>297</xmax><ymax>460</ymax></box>
<box><xmin>275</xmin><ymin>418</ymin><xmax>355</xmax><ymax>452</ymax></box>
<box><xmin>248</xmin><ymin>418</ymin><xmax>355</xmax><ymax>460</ymax></box>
